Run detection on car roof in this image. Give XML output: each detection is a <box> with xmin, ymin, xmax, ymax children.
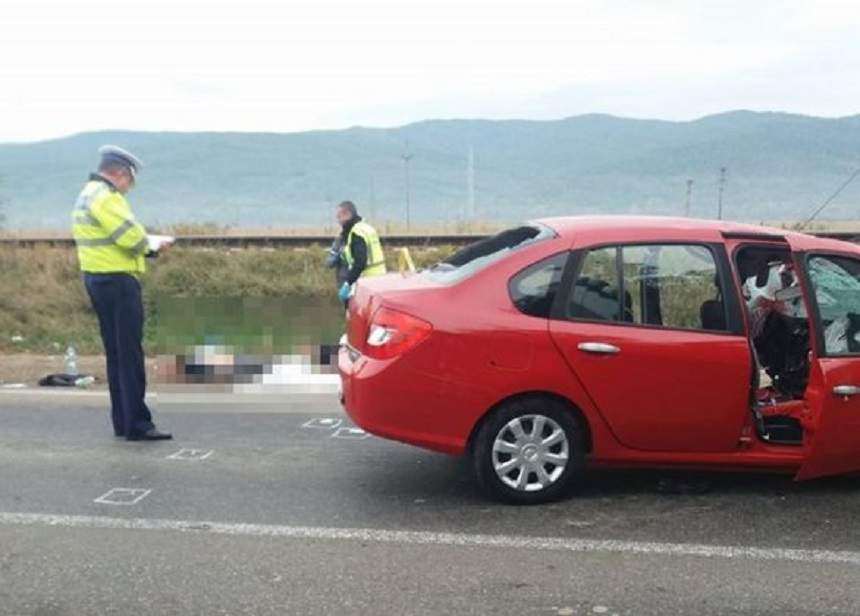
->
<box><xmin>535</xmin><ymin>215</ymin><xmax>859</xmax><ymax>253</ymax></box>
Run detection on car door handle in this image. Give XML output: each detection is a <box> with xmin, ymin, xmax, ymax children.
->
<box><xmin>577</xmin><ymin>342</ymin><xmax>621</xmax><ymax>355</ymax></box>
<box><xmin>833</xmin><ymin>385</ymin><xmax>860</xmax><ymax>397</ymax></box>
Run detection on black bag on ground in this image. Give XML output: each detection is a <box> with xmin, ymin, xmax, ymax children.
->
<box><xmin>38</xmin><ymin>373</ymin><xmax>84</xmax><ymax>387</ymax></box>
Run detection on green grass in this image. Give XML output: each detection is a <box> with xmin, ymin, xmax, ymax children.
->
<box><xmin>0</xmin><ymin>245</ymin><xmax>456</xmax><ymax>354</ymax></box>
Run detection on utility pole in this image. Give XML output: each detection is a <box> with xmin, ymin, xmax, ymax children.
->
<box><xmin>369</xmin><ymin>174</ymin><xmax>377</xmax><ymax>222</ymax></box>
<box><xmin>717</xmin><ymin>167</ymin><xmax>727</xmax><ymax>220</ymax></box>
<box><xmin>684</xmin><ymin>179</ymin><xmax>693</xmax><ymax>217</ymax></box>
<box><xmin>401</xmin><ymin>141</ymin><xmax>413</xmax><ymax>231</ymax></box>
<box><xmin>466</xmin><ymin>146</ymin><xmax>476</xmax><ymax>221</ymax></box>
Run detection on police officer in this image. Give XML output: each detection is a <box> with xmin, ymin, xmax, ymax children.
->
<box><xmin>71</xmin><ymin>146</ymin><xmax>172</xmax><ymax>441</ymax></box>
<box><xmin>335</xmin><ymin>201</ymin><xmax>386</xmax><ymax>302</ymax></box>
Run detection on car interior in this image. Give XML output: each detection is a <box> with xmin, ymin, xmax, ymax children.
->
<box><xmin>735</xmin><ymin>246</ymin><xmax>812</xmax><ymax>446</ymax></box>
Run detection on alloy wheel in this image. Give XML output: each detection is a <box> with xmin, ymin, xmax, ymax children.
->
<box><xmin>491</xmin><ymin>414</ymin><xmax>570</xmax><ymax>492</ymax></box>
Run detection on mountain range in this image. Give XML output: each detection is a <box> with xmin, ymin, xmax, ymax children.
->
<box><xmin>1</xmin><ymin>110</ymin><xmax>858</xmax><ymax>229</ymax></box>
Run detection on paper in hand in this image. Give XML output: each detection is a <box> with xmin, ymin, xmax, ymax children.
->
<box><xmin>147</xmin><ymin>234</ymin><xmax>175</xmax><ymax>252</ymax></box>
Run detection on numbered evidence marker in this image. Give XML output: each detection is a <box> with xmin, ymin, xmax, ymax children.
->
<box><xmin>94</xmin><ymin>488</ymin><xmax>151</xmax><ymax>506</ymax></box>
<box><xmin>166</xmin><ymin>448</ymin><xmax>214</xmax><ymax>461</ymax></box>
<box><xmin>302</xmin><ymin>418</ymin><xmax>343</xmax><ymax>430</ymax></box>
<box><xmin>332</xmin><ymin>427</ymin><xmax>370</xmax><ymax>440</ymax></box>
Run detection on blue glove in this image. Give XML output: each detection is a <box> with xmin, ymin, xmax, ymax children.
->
<box><xmin>338</xmin><ymin>282</ymin><xmax>351</xmax><ymax>302</ymax></box>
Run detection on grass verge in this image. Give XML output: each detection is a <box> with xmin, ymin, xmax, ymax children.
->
<box><xmin>0</xmin><ymin>245</ymin><xmax>455</xmax><ymax>354</ymax></box>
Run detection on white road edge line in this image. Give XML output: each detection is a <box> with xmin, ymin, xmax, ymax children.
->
<box><xmin>1</xmin><ymin>512</ymin><xmax>859</xmax><ymax>565</ymax></box>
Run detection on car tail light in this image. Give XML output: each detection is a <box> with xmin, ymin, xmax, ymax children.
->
<box><xmin>347</xmin><ymin>304</ymin><xmax>368</xmax><ymax>350</ymax></box>
<box><xmin>364</xmin><ymin>307</ymin><xmax>432</xmax><ymax>359</ymax></box>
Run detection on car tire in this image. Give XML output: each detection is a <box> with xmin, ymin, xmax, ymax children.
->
<box><xmin>473</xmin><ymin>396</ymin><xmax>586</xmax><ymax>505</ymax></box>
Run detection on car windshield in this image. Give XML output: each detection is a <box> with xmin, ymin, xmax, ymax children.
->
<box><xmin>425</xmin><ymin>223</ymin><xmax>556</xmax><ymax>284</ymax></box>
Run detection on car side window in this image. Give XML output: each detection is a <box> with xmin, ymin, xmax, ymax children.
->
<box><xmin>509</xmin><ymin>253</ymin><xmax>568</xmax><ymax>318</ymax></box>
<box><xmin>568</xmin><ymin>247</ymin><xmax>625</xmax><ymax>321</ymax></box>
<box><xmin>807</xmin><ymin>254</ymin><xmax>860</xmax><ymax>355</ymax></box>
<box><xmin>568</xmin><ymin>244</ymin><xmax>727</xmax><ymax>332</ymax></box>
<box><xmin>623</xmin><ymin>245</ymin><xmax>724</xmax><ymax>331</ymax></box>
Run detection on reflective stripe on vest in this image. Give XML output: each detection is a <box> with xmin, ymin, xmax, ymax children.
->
<box><xmin>71</xmin><ymin>180</ymin><xmax>148</xmax><ymax>274</ymax></box>
<box><xmin>344</xmin><ymin>221</ymin><xmax>387</xmax><ymax>278</ymax></box>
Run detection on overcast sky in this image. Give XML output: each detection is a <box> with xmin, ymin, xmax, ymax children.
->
<box><xmin>1</xmin><ymin>0</ymin><xmax>858</xmax><ymax>142</ymax></box>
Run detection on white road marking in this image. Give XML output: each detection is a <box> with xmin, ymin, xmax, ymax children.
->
<box><xmin>331</xmin><ymin>427</ymin><xmax>369</xmax><ymax>439</ymax></box>
<box><xmin>93</xmin><ymin>489</ymin><xmax>152</xmax><ymax>506</ymax></box>
<box><xmin>1</xmin><ymin>512</ymin><xmax>860</xmax><ymax>566</ymax></box>
<box><xmin>166</xmin><ymin>448</ymin><xmax>214</xmax><ymax>461</ymax></box>
<box><xmin>302</xmin><ymin>417</ymin><xmax>343</xmax><ymax>430</ymax></box>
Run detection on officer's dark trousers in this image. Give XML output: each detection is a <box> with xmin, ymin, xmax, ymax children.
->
<box><xmin>84</xmin><ymin>273</ymin><xmax>154</xmax><ymax>437</ymax></box>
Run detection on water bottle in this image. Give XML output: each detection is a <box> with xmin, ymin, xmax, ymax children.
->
<box><xmin>64</xmin><ymin>345</ymin><xmax>79</xmax><ymax>376</ymax></box>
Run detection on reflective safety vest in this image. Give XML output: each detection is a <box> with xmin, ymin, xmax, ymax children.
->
<box><xmin>71</xmin><ymin>179</ymin><xmax>149</xmax><ymax>274</ymax></box>
<box><xmin>344</xmin><ymin>220</ymin><xmax>387</xmax><ymax>278</ymax></box>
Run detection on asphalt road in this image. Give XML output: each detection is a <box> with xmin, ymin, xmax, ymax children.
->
<box><xmin>1</xmin><ymin>390</ymin><xmax>860</xmax><ymax>616</ymax></box>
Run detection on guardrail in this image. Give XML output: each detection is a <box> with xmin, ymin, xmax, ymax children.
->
<box><xmin>2</xmin><ymin>230</ymin><xmax>859</xmax><ymax>249</ymax></box>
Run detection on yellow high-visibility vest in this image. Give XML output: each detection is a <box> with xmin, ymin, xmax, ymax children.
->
<box><xmin>344</xmin><ymin>220</ymin><xmax>387</xmax><ymax>278</ymax></box>
<box><xmin>71</xmin><ymin>177</ymin><xmax>149</xmax><ymax>274</ymax></box>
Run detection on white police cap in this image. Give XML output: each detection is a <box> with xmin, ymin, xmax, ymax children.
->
<box><xmin>98</xmin><ymin>145</ymin><xmax>143</xmax><ymax>177</ymax></box>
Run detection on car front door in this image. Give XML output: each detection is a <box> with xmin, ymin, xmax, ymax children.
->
<box><xmin>795</xmin><ymin>252</ymin><xmax>860</xmax><ymax>479</ymax></box>
<box><xmin>549</xmin><ymin>242</ymin><xmax>752</xmax><ymax>453</ymax></box>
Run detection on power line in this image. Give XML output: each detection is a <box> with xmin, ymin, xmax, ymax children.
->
<box><xmin>801</xmin><ymin>167</ymin><xmax>860</xmax><ymax>229</ymax></box>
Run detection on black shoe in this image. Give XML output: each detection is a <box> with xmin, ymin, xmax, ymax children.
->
<box><xmin>127</xmin><ymin>428</ymin><xmax>173</xmax><ymax>441</ymax></box>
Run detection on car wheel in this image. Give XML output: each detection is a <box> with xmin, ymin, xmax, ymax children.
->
<box><xmin>473</xmin><ymin>396</ymin><xmax>586</xmax><ymax>505</ymax></box>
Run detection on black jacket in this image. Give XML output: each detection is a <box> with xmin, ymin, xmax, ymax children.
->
<box><xmin>340</xmin><ymin>216</ymin><xmax>367</xmax><ymax>285</ymax></box>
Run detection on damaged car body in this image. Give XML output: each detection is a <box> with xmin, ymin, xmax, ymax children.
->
<box><xmin>338</xmin><ymin>217</ymin><xmax>860</xmax><ymax>503</ymax></box>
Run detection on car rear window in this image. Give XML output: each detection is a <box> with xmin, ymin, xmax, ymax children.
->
<box><xmin>425</xmin><ymin>223</ymin><xmax>556</xmax><ymax>284</ymax></box>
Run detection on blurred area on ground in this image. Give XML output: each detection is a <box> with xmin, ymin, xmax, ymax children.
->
<box><xmin>1</xmin><ymin>347</ymin><xmax>339</xmax><ymax>393</ymax></box>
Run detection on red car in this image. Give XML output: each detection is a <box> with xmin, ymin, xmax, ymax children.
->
<box><xmin>338</xmin><ymin>217</ymin><xmax>860</xmax><ymax>504</ymax></box>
